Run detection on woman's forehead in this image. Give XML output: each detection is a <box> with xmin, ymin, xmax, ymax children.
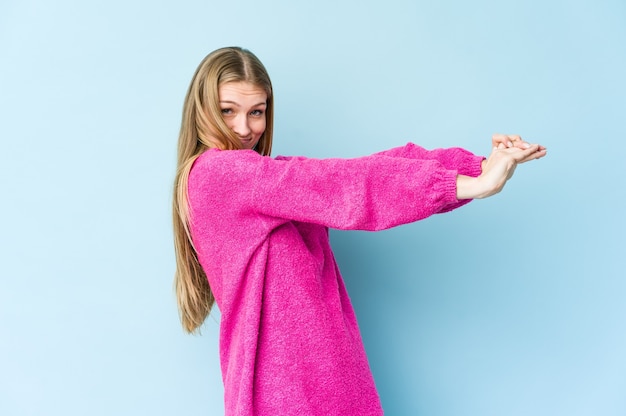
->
<box><xmin>219</xmin><ymin>81</ymin><xmax>266</xmax><ymax>96</ymax></box>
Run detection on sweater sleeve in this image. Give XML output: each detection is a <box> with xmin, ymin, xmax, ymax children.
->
<box><xmin>372</xmin><ymin>142</ymin><xmax>484</xmax><ymax>178</ymax></box>
<box><xmin>190</xmin><ymin>149</ymin><xmax>469</xmax><ymax>233</ymax></box>
<box><xmin>370</xmin><ymin>142</ymin><xmax>485</xmax><ymax>212</ymax></box>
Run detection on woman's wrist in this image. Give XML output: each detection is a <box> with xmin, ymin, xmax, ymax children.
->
<box><xmin>456</xmin><ymin>174</ymin><xmax>487</xmax><ymax>200</ymax></box>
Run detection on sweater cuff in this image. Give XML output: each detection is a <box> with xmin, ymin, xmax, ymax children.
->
<box><xmin>463</xmin><ymin>155</ymin><xmax>486</xmax><ymax>178</ymax></box>
<box><xmin>442</xmin><ymin>169</ymin><xmax>462</xmax><ymax>204</ymax></box>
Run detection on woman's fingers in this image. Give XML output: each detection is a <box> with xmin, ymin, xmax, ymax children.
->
<box><xmin>515</xmin><ymin>144</ymin><xmax>547</xmax><ymax>163</ymax></box>
<box><xmin>494</xmin><ymin>143</ymin><xmax>547</xmax><ymax>164</ymax></box>
<box><xmin>513</xmin><ymin>143</ymin><xmax>540</xmax><ymax>159</ymax></box>
<box><xmin>492</xmin><ymin>133</ymin><xmax>513</xmax><ymax>148</ymax></box>
<box><xmin>492</xmin><ymin>133</ymin><xmax>536</xmax><ymax>150</ymax></box>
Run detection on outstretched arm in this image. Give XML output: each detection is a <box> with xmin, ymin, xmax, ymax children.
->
<box><xmin>190</xmin><ymin>149</ymin><xmax>464</xmax><ymax>233</ymax></box>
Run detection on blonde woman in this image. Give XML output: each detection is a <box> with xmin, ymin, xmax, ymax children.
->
<box><xmin>173</xmin><ymin>47</ymin><xmax>546</xmax><ymax>415</ymax></box>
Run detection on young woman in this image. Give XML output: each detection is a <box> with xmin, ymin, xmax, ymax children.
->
<box><xmin>173</xmin><ymin>47</ymin><xmax>546</xmax><ymax>415</ymax></box>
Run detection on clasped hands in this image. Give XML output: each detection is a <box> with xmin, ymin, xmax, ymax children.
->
<box><xmin>456</xmin><ymin>134</ymin><xmax>547</xmax><ymax>200</ymax></box>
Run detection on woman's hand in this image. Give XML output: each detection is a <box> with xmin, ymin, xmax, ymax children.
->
<box><xmin>482</xmin><ymin>134</ymin><xmax>546</xmax><ymax>171</ymax></box>
<box><xmin>457</xmin><ymin>134</ymin><xmax>547</xmax><ymax>200</ymax></box>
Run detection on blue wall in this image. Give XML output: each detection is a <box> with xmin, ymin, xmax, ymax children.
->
<box><xmin>1</xmin><ymin>0</ymin><xmax>625</xmax><ymax>415</ymax></box>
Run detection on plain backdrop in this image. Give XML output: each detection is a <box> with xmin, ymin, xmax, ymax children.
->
<box><xmin>1</xmin><ymin>0</ymin><xmax>625</xmax><ymax>415</ymax></box>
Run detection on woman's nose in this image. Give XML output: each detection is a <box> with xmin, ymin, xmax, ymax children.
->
<box><xmin>231</xmin><ymin>115</ymin><xmax>251</xmax><ymax>137</ymax></box>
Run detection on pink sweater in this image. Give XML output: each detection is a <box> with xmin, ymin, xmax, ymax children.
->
<box><xmin>188</xmin><ymin>143</ymin><xmax>484</xmax><ymax>415</ymax></box>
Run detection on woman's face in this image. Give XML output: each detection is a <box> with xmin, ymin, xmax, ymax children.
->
<box><xmin>218</xmin><ymin>81</ymin><xmax>267</xmax><ymax>150</ymax></box>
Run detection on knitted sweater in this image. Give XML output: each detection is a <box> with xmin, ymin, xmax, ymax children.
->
<box><xmin>187</xmin><ymin>143</ymin><xmax>484</xmax><ymax>415</ymax></box>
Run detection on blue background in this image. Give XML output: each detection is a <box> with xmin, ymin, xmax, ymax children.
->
<box><xmin>1</xmin><ymin>0</ymin><xmax>625</xmax><ymax>415</ymax></box>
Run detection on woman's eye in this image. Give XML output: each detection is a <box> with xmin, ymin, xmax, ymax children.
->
<box><xmin>221</xmin><ymin>108</ymin><xmax>232</xmax><ymax>115</ymax></box>
<box><xmin>250</xmin><ymin>109</ymin><xmax>264</xmax><ymax>116</ymax></box>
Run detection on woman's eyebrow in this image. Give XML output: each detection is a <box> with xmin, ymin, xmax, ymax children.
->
<box><xmin>219</xmin><ymin>100</ymin><xmax>267</xmax><ymax>107</ymax></box>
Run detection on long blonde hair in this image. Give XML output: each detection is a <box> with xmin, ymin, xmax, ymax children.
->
<box><xmin>173</xmin><ymin>47</ymin><xmax>273</xmax><ymax>333</ymax></box>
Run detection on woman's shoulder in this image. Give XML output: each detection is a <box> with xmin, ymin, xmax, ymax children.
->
<box><xmin>196</xmin><ymin>147</ymin><xmax>264</xmax><ymax>163</ymax></box>
<box><xmin>188</xmin><ymin>149</ymin><xmax>275</xmax><ymax>198</ymax></box>
<box><xmin>192</xmin><ymin>148</ymin><xmax>265</xmax><ymax>174</ymax></box>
